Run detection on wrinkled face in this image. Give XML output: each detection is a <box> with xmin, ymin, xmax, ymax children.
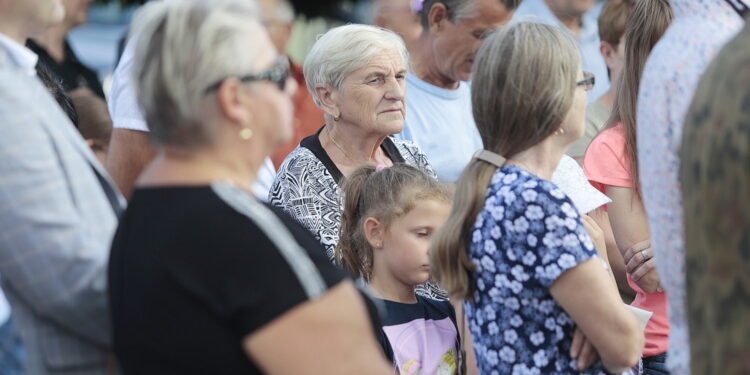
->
<box><xmin>431</xmin><ymin>0</ymin><xmax>513</xmax><ymax>82</ymax></box>
<box><xmin>62</xmin><ymin>0</ymin><xmax>91</xmax><ymax>28</ymax></box>
<box><xmin>374</xmin><ymin>0</ymin><xmax>422</xmax><ymax>52</ymax></box>
<box><xmin>561</xmin><ymin>69</ymin><xmax>587</xmax><ymax>142</ymax></box>
<box><xmin>335</xmin><ymin>50</ymin><xmax>407</xmax><ymax>135</ymax></box>
<box><xmin>546</xmin><ymin>0</ymin><xmax>596</xmax><ymax>18</ymax></box>
<box><xmin>379</xmin><ymin>199</ymin><xmax>451</xmax><ymax>287</ymax></box>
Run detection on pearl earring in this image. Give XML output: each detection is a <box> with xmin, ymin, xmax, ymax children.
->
<box><xmin>239</xmin><ymin>127</ymin><xmax>253</xmax><ymax>140</ymax></box>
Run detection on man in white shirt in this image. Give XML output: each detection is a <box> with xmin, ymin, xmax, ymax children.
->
<box><xmin>512</xmin><ymin>0</ymin><xmax>608</xmax><ymax>101</ymax></box>
<box><xmin>398</xmin><ymin>0</ymin><xmax>518</xmax><ymax>182</ymax></box>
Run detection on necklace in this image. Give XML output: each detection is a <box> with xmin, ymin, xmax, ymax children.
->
<box><xmin>326</xmin><ymin>126</ymin><xmax>358</xmax><ymax>163</ymax></box>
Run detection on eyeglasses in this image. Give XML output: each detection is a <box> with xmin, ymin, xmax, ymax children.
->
<box><xmin>576</xmin><ymin>71</ymin><xmax>595</xmax><ymax>91</ymax></box>
<box><xmin>204</xmin><ymin>56</ymin><xmax>290</xmax><ymax>94</ymax></box>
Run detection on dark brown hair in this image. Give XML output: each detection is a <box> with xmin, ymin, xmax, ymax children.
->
<box><xmin>335</xmin><ymin>164</ymin><xmax>450</xmax><ymax>280</ymax></box>
<box><xmin>604</xmin><ymin>0</ymin><xmax>673</xmax><ymax>192</ymax></box>
<box><xmin>430</xmin><ymin>22</ymin><xmax>580</xmax><ymax>299</ymax></box>
<box><xmin>598</xmin><ymin>0</ymin><xmax>636</xmax><ymax>46</ymax></box>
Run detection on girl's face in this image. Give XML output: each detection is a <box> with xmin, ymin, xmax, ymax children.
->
<box><xmin>378</xmin><ymin>199</ymin><xmax>451</xmax><ymax>287</ymax></box>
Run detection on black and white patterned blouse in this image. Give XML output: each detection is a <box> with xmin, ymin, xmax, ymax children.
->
<box><xmin>269</xmin><ymin>127</ymin><xmax>446</xmax><ymax>300</ymax></box>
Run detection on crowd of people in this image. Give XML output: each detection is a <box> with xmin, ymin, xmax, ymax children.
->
<box><xmin>0</xmin><ymin>0</ymin><xmax>747</xmax><ymax>374</ymax></box>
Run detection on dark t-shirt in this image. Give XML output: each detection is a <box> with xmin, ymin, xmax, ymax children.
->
<box><xmin>108</xmin><ymin>183</ymin><xmax>367</xmax><ymax>374</ymax></box>
<box><xmin>376</xmin><ymin>296</ymin><xmax>459</xmax><ymax>374</ymax></box>
<box><xmin>26</xmin><ymin>39</ymin><xmax>106</xmax><ymax>99</ymax></box>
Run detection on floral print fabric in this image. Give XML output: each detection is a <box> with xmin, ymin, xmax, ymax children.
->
<box><xmin>635</xmin><ymin>1</ymin><xmax>744</xmax><ymax>372</ymax></box>
<box><xmin>465</xmin><ymin>165</ymin><xmax>607</xmax><ymax>374</ymax></box>
<box><xmin>680</xmin><ymin>21</ymin><xmax>750</xmax><ymax>375</ymax></box>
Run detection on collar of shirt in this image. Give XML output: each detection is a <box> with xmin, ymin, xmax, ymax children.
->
<box><xmin>0</xmin><ymin>33</ymin><xmax>38</xmax><ymax>77</ymax></box>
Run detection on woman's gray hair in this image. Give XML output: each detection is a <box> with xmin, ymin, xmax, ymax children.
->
<box><xmin>130</xmin><ymin>0</ymin><xmax>265</xmax><ymax>148</ymax></box>
<box><xmin>303</xmin><ymin>24</ymin><xmax>408</xmax><ymax>107</ymax></box>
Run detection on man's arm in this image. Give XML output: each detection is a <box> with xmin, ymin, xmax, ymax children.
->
<box><xmin>106</xmin><ymin>128</ymin><xmax>156</xmax><ymax>199</ymax></box>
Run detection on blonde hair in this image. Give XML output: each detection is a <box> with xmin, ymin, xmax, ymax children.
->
<box><xmin>430</xmin><ymin>22</ymin><xmax>580</xmax><ymax>299</ymax></box>
<box><xmin>336</xmin><ymin>164</ymin><xmax>450</xmax><ymax>280</ymax></box>
<box><xmin>605</xmin><ymin>0</ymin><xmax>672</xmax><ymax>192</ymax></box>
<box><xmin>130</xmin><ymin>0</ymin><xmax>264</xmax><ymax>149</ymax></box>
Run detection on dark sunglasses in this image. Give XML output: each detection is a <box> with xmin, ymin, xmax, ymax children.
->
<box><xmin>576</xmin><ymin>71</ymin><xmax>595</xmax><ymax>91</ymax></box>
<box><xmin>204</xmin><ymin>56</ymin><xmax>290</xmax><ymax>93</ymax></box>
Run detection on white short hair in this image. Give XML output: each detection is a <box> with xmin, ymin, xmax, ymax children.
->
<box><xmin>131</xmin><ymin>0</ymin><xmax>265</xmax><ymax>148</ymax></box>
<box><xmin>303</xmin><ymin>24</ymin><xmax>408</xmax><ymax>107</ymax></box>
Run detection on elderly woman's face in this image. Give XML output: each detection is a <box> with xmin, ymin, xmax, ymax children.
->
<box><xmin>335</xmin><ymin>50</ymin><xmax>407</xmax><ymax>135</ymax></box>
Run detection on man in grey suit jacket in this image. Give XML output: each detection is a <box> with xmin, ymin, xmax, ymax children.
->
<box><xmin>0</xmin><ymin>1</ymin><xmax>124</xmax><ymax>374</ymax></box>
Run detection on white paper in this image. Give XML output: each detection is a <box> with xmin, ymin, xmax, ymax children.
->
<box><xmin>552</xmin><ymin>155</ymin><xmax>611</xmax><ymax>214</ymax></box>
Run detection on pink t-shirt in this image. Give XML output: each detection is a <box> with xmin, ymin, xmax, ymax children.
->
<box><xmin>583</xmin><ymin>123</ymin><xmax>669</xmax><ymax>357</ymax></box>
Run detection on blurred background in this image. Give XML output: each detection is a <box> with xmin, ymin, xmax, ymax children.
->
<box><xmin>73</xmin><ymin>0</ymin><xmax>377</xmax><ymax>96</ymax></box>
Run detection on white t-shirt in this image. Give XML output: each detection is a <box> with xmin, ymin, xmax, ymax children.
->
<box><xmin>109</xmin><ymin>38</ymin><xmax>276</xmax><ymax>200</ymax></box>
<box><xmin>398</xmin><ymin>73</ymin><xmax>483</xmax><ymax>183</ymax></box>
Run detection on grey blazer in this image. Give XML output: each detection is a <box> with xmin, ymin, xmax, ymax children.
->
<box><xmin>0</xmin><ymin>46</ymin><xmax>124</xmax><ymax>374</ymax></box>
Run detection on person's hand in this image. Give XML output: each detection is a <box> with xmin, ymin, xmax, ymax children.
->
<box><xmin>623</xmin><ymin>240</ymin><xmax>652</xmax><ymax>274</ymax></box>
<box><xmin>571</xmin><ymin>326</ymin><xmax>600</xmax><ymax>371</ymax></box>
<box><xmin>622</xmin><ymin>240</ymin><xmax>650</xmax><ymax>272</ymax></box>
<box><xmin>622</xmin><ymin>239</ymin><xmax>663</xmax><ymax>293</ymax></box>
<box><xmin>581</xmin><ymin>215</ymin><xmax>605</xmax><ymax>257</ymax></box>
<box><xmin>632</xmin><ymin>265</ymin><xmax>662</xmax><ymax>293</ymax></box>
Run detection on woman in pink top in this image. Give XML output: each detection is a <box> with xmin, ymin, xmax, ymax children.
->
<box><xmin>584</xmin><ymin>1</ymin><xmax>673</xmax><ymax>374</ymax></box>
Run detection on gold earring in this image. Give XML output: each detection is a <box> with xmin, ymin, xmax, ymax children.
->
<box><xmin>239</xmin><ymin>127</ymin><xmax>253</xmax><ymax>140</ymax></box>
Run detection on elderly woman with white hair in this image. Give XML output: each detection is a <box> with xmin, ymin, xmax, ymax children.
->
<box><xmin>107</xmin><ymin>1</ymin><xmax>394</xmax><ymax>374</ymax></box>
<box><xmin>269</xmin><ymin>24</ymin><xmax>436</xmax><ymax>264</ymax></box>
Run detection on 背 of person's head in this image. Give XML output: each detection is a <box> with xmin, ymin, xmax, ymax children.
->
<box><xmin>130</xmin><ymin>0</ymin><xmax>296</xmax><ymax>190</ymax></box>
<box><xmin>471</xmin><ymin>21</ymin><xmax>587</xmax><ymax>168</ymax></box>
<box><xmin>545</xmin><ymin>0</ymin><xmax>596</xmax><ymax>20</ymax></box>
<box><xmin>411</xmin><ymin>0</ymin><xmax>520</xmax><ymax>89</ymax></box>
<box><xmin>0</xmin><ymin>0</ymin><xmax>65</xmax><ymax>42</ymax></box>
<box><xmin>257</xmin><ymin>0</ymin><xmax>295</xmax><ymax>55</ymax></box>
<box><xmin>597</xmin><ymin>0</ymin><xmax>633</xmax><ymax>101</ymax></box>
<box><xmin>304</xmin><ymin>24</ymin><xmax>409</xmax><ymax>151</ymax></box>
<box><xmin>61</xmin><ymin>0</ymin><xmax>93</xmax><ymax>30</ymax></box>
<box><xmin>372</xmin><ymin>0</ymin><xmax>423</xmax><ymax>52</ymax></box>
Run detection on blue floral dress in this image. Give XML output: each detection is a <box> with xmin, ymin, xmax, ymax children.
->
<box><xmin>465</xmin><ymin>165</ymin><xmax>607</xmax><ymax>374</ymax></box>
